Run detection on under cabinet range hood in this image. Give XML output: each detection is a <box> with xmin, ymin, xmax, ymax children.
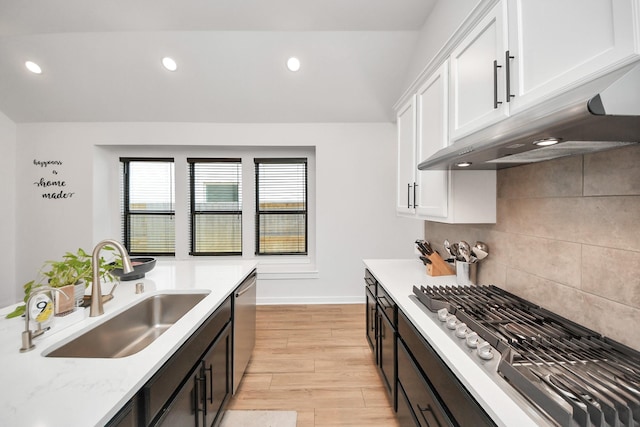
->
<box><xmin>418</xmin><ymin>63</ymin><xmax>640</xmax><ymax>170</ymax></box>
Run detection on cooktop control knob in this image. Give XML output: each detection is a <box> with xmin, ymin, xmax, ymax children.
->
<box><xmin>437</xmin><ymin>308</ymin><xmax>449</xmax><ymax>322</ymax></box>
<box><xmin>455</xmin><ymin>322</ymin><xmax>469</xmax><ymax>338</ymax></box>
<box><xmin>477</xmin><ymin>341</ymin><xmax>494</xmax><ymax>360</ymax></box>
<box><xmin>465</xmin><ymin>332</ymin><xmax>479</xmax><ymax>348</ymax></box>
<box><xmin>445</xmin><ymin>314</ymin><xmax>459</xmax><ymax>330</ymax></box>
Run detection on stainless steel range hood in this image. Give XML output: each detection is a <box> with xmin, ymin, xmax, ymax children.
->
<box><xmin>418</xmin><ymin>63</ymin><xmax>640</xmax><ymax>170</ymax></box>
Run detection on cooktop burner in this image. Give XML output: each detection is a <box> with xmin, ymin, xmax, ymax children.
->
<box><xmin>412</xmin><ymin>284</ymin><xmax>640</xmax><ymax>427</ymax></box>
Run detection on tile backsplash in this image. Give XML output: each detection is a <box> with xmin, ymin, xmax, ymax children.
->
<box><xmin>424</xmin><ymin>144</ymin><xmax>640</xmax><ymax>350</ymax></box>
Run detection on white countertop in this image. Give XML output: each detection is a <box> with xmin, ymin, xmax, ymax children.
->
<box><xmin>363</xmin><ymin>259</ymin><xmax>552</xmax><ymax>427</ymax></box>
<box><xmin>0</xmin><ymin>259</ymin><xmax>257</xmax><ymax>427</ymax></box>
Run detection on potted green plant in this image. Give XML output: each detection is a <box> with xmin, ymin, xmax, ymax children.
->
<box><xmin>6</xmin><ymin>246</ymin><xmax>123</xmax><ymax>319</ymax></box>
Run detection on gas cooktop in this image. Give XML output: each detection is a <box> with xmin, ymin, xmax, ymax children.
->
<box><xmin>412</xmin><ymin>284</ymin><xmax>640</xmax><ymax>427</ymax></box>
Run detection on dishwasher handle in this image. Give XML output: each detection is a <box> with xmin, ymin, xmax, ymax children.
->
<box><xmin>235</xmin><ymin>276</ymin><xmax>257</xmax><ymax>298</ymax></box>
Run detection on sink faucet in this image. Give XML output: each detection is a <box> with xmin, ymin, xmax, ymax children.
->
<box><xmin>20</xmin><ymin>286</ymin><xmax>68</xmax><ymax>353</ymax></box>
<box><xmin>90</xmin><ymin>239</ymin><xmax>134</xmax><ymax>317</ymax></box>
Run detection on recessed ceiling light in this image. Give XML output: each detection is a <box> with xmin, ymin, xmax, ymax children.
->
<box><xmin>456</xmin><ymin>162</ymin><xmax>472</xmax><ymax>168</ymax></box>
<box><xmin>25</xmin><ymin>61</ymin><xmax>42</xmax><ymax>74</ymax></box>
<box><xmin>286</xmin><ymin>57</ymin><xmax>301</xmax><ymax>72</ymax></box>
<box><xmin>533</xmin><ymin>137</ymin><xmax>561</xmax><ymax>147</ymax></box>
<box><xmin>162</xmin><ymin>57</ymin><xmax>177</xmax><ymax>72</ymax></box>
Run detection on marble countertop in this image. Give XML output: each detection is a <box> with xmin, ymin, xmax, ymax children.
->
<box><xmin>363</xmin><ymin>259</ymin><xmax>552</xmax><ymax>427</ymax></box>
<box><xmin>0</xmin><ymin>259</ymin><xmax>257</xmax><ymax>427</ymax></box>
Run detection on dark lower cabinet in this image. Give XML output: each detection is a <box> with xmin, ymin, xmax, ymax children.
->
<box><xmin>397</xmin><ymin>338</ymin><xmax>453</xmax><ymax>427</ymax></box>
<box><xmin>364</xmin><ymin>267</ymin><xmax>496</xmax><ymax>427</ymax></box>
<box><xmin>396</xmin><ymin>382</ymin><xmax>416</xmax><ymax>427</ymax></box>
<box><xmin>364</xmin><ymin>269</ymin><xmax>398</xmax><ymax>409</ymax></box>
<box><xmin>156</xmin><ymin>322</ymin><xmax>231</xmax><ymax>427</ymax></box>
<box><xmin>105</xmin><ymin>399</ymin><xmax>137</xmax><ymax>427</ymax></box>
<box><xmin>104</xmin><ymin>296</ymin><xmax>233</xmax><ymax>427</ymax></box>
<box><xmin>365</xmin><ymin>285</ymin><xmax>376</xmax><ymax>354</ymax></box>
<box><xmin>397</xmin><ymin>311</ymin><xmax>496</xmax><ymax>427</ymax></box>
<box><xmin>155</xmin><ymin>363</ymin><xmax>201</xmax><ymax>427</ymax></box>
<box><xmin>203</xmin><ymin>322</ymin><xmax>232</xmax><ymax>426</ymax></box>
<box><xmin>378</xmin><ymin>310</ymin><xmax>395</xmax><ymax>400</ymax></box>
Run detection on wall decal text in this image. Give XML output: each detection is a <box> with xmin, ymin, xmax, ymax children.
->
<box><xmin>33</xmin><ymin>159</ymin><xmax>75</xmax><ymax>199</ymax></box>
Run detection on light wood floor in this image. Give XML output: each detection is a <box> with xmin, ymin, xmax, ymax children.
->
<box><xmin>227</xmin><ymin>304</ymin><xmax>400</xmax><ymax>427</ymax></box>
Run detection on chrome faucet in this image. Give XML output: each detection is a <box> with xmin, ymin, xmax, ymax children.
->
<box><xmin>90</xmin><ymin>239</ymin><xmax>134</xmax><ymax>317</ymax></box>
<box><xmin>20</xmin><ymin>286</ymin><xmax>68</xmax><ymax>353</ymax></box>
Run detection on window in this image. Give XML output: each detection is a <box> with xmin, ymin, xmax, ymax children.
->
<box><xmin>255</xmin><ymin>158</ymin><xmax>308</xmax><ymax>255</ymax></box>
<box><xmin>188</xmin><ymin>159</ymin><xmax>242</xmax><ymax>255</ymax></box>
<box><xmin>121</xmin><ymin>158</ymin><xmax>175</xmax><ymax>255</ymax></box>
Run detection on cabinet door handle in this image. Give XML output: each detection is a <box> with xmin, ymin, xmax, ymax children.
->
<box><xmin>407</xmin><ymin>183</ymin><xmax>412</xmax><ymax>209</ymax></box>
<box><xmin>205</xmin><ymin>364</ymin><xmax>213</xmax><ymax>404</ymax></box>
<box><xmin>505</xmin><ymin>50</ymin><xmax>515</xmax><ymax>102</ymax></box>
<box><xmin>493</xmin><ymin>60</ymin><xmax>502</xmax><ymax>109</ymax></box>
<box><xmin>192</xmin><ymin>376</ymin><xmax>203</xmax><ymax>427</ymax></box>
<box><xmin>413</xmin><ymin>182</ymin><xmax>418</xmax><ymax>208</ymax></box>
<box><xmin>493</xmin><ymin>60</ymin><xmax>502</xmax><ymax>110</ymax></box>
<box><xmin>418</xmin><ymin>404</ymin><xmax>443</xmax><ymax>427</ymax></box>
<box><xmin>197</xmin><ymin>366</ymin><xmax>207</xmax><ymax>417</ymax></box>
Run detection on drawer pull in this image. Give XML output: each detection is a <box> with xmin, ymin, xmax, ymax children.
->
<box><xmin>378</xmin><ymin>295</ymin><xmax>392</xmax><ymax>309</ymax></box>
<box><xmin>418</xmin><ymin>404</ymin><xmax>442</xmax><ymax>427</ymax></box>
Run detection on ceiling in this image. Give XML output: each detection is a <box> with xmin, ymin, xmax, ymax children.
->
<box><xmin>0</xmin><ymin>0</ymin><xmax>437</xmax><ymax>123</ymax></box>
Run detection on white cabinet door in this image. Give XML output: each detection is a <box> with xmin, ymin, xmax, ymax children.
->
<box><xmin>507</xmin><ymin>0</ymin><xmax>639</xmax><ymax>114</ymax></box>
<box><xmin>415</xmin><ymin>62</ymin><xmax>449</xmax><ymax>219</ymax></box>
<box><xmin>396</xmin><ymin>96</ymin><xmax>416</xmax><ymax>215</ymax></box>
<box><xmin>450</xmin><ymin>1</ymin><xmax>509</xmax><ymax>140</ymax></box>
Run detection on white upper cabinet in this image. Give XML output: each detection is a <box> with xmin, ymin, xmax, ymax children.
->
<box><xmin>415</xmin><ymin>63</ymin><xmax>449</xmax><ymax>219</ymax></box>
<box><xmin>507</xmin><ymin>0</ymin><xmax>639</xmax><ymax>114</ymax></box>
<box><xmin>397</xmin><ymin>62</ymin><xmax>497</xmax><ymax>223</ymax></box>
<box><xmin>450</xmin><ymin>2</ymin><xmax>509</xmax><ymax>140</ymax></box>
<box><xmin>396</xmin><ymin>95</ymin><xmax>417</xmax><ymax>215</ymax></box>
<box><xmin>449</xmin><ymin>0</ymin><xmax>639</xmax><ymax>140</ymax></box>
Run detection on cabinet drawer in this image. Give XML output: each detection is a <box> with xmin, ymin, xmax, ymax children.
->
<box><xmin>397</xmin><ymin>340</ymin><xmax>453</xmax><ymax>427</ymax></box>
<box><xmin>376</xmin><ymin>285</ymin><xmax>396</xmax><ymax>325</ymax></box>
<box><xmin>398</xmin><ymin>311</ymin><xmax>495</xmax><ymax>427</ymax></box>
<box><xmin>364</xmin><ymin>269</ymin><xmax>377</xmax><ymax>297</ymax></box>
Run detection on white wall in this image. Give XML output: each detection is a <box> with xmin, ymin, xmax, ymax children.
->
<box><xmin>0</xmin><ymin>111</ymin><xmax>16</xmax><ymax>307</ymax></box>
<box><xmin>15</xmin><ymin>123</ymin><xmax>422</xmax><ymax>304</ymax></box>
<box><xmin>402</xmin><ymin>0</ymin><xmax>481</xmax><ymax>91</ymax></box>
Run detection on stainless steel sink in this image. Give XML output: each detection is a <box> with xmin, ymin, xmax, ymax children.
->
<box><xmin>45</xmin><ymin>292</ymin><xmax>209</xmax><ymax>358</ymax></box>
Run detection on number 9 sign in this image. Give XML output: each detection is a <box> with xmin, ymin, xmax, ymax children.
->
<box><xmin>30</xmin><ymin>294</ymin><xmax>53</xmax><ymax>324</ymax></box>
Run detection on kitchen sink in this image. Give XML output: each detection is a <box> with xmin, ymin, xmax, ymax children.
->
<box><xmin>45</xmin><ymin>292</ymin><xmax>210</xmax><ymax>358</ymax></box>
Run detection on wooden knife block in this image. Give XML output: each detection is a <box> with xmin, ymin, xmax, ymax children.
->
<box><xmin>426</xmin><ymin>252</ymin><xmax>455</xmax><ymax>277</ymax></box>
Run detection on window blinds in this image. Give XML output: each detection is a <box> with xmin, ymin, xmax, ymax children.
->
<box><xmin>121</xmin><ymin>158</ymin><xmax>175</xmax><ymax>255</ymax></box>
<box><xmin>255</xmin><ymin>158</ymin><xmax>307</xmax><ymax>255</ymax></box>
<box><xmin>188</xmin><ymin>159</ymin><xmax>242</xmax><ymax>255</ymax></box>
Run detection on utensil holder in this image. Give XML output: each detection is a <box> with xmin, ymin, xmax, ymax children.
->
<box><xmin>455</xmin><ymin>261</ymin><xmax>477</xmax><ymax>285</ymax></box>
<box><xmin>426</xmin><ymin>252</ymin><xmax>455</xmax><ymax>276</ymax></box>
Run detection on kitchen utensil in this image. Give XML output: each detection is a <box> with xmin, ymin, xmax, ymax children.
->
<box><xmin>444</xmin><ymin>240</ymin><xmax>453</xmax><ymax>258</ymax></box>
<box><xmin>419</xmin><ymin>256</ymin><xmax>432</xmax><ymax>265</ymax></box>
<box><xmin>415</xmin><ymin>239</ymin><xmax>431</xmax><ymax>255</ymax></box>
<box><xmin>472</xmin><ymin>241</ymin><xmax>489</xmax><ymax>260</ymax></box>
<box><xmin>450</xmin><ymin>243</ymin><xmax>460</xmax><ymax>260</ymax></box>
<box><xmin>458</xmin><ymin>241</ymin><xmax>471</xmax><ymax>262</ymax></box>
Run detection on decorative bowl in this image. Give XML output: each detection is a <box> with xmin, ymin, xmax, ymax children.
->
<box><xmin>112</xmin><ymin>257</ymin><xmax>156</xmax><ymax>281</ymax></box>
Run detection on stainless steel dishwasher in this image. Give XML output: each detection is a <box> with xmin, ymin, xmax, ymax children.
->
<box><xmin>232</xmin><ymin>270</ymin><xmax>257</xmax><ymax>394</ymax></box>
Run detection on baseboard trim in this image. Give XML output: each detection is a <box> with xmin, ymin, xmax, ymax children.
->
<box><xmin>257</xmin><ymin>296</ymin><xmax>364</xmax><ymax>305</ymax></box>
